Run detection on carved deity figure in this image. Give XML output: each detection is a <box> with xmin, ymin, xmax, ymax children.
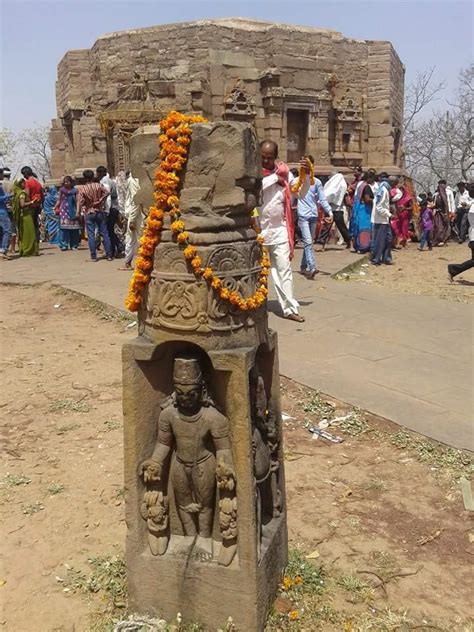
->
<box><xmin>249</xmin><ymin>366</ymin><xmax>282</xmax><ymax>557</ymax></box>
<box><xmin>140</xmin><ymin>355</ymin><xmax>237</xmax><ymax>566</ymax></box>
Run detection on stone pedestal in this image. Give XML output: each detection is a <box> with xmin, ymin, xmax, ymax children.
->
<box><xmin>123</xmin><ymin>121</ymin><xmax>287</xmax><ymax>630</ymax></box>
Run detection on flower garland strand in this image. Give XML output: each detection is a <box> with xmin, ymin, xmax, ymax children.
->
<box><xmin>125</xmin><ymin>110</ymin><xmax>270</xmax><ymax>313</ymax></box>
<box><xmin>291</xmin><ymin>161</ymin><xmax>315</xmax><ymax>194</ymax></box>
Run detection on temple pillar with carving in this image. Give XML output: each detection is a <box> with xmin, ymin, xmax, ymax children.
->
<box><xmin>123</xmin><ymin>121</ymin><xmax>288</xmax><ymax>631</ymax></box>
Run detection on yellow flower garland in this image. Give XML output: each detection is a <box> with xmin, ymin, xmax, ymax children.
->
<box><xmin>291</xmin><ymin>161</ymin><xmax>315</xmax><ymax>193</ymax></box>
<box><xmin>125</xmin><ymin>110</ymin><xmax>270</xmax><ymax>313</ymax></box>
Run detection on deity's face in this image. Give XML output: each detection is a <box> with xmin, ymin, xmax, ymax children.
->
<box><xmin>174</xmin><ymin>382</ymin><xmax>203</xmax><ymax>414</ymax></box>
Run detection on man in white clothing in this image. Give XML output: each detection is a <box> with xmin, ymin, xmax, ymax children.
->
<box><xmin>371</xmin><ymin>172</ymin><xmax>393</xmax><ymax>265</ymax></box>
<box><xmin>120</xmin><ymin>172</ymin><xmax>142</xmax><ymax>270</ymax></box>
<box><xmin>258</xmin><ymin>140</ymin><xmax>308</xmax><ymax>323</ymax></box>
<box><xmin>96</xmin><ymin>165</ymin><xmax>123</xmax><ymax>258</ymax></box>
<box><xmin>454</xmin><ymin>181</ymin><xmax>470</xmax><ymax>243</ymax></box>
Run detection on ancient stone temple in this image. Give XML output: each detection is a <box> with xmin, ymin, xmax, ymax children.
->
<box><xmin>50</xmin><ymin>18</ymin><xmax>405</xmax><ymax>179</ymax></box>
<box><xmin>122</xmin><ymin>120</ymin><xmax>287</xmax><ymax>630</ymax></box>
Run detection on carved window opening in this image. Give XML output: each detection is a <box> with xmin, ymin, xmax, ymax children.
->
<box><xmin>223</xmin><ymin>88</ymin><xmax>256</xmax><ymax>121</ymax></box>
<box><xmin>286</xmin><ymin>109</ymin><xmax>308</xmax><ymax>163</ymax></box>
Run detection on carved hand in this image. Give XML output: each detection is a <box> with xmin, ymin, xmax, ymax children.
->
<box><xmin>216</xmin><ymin>459</ymin><xmax>236</xmax><ymax>491</ymax></box>
<box><xmin>140</xmin><ymin>459</ymin><xmax>162</xmax><ymax>483</ymax></box>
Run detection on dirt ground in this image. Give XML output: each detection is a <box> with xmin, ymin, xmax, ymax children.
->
<box><xmin>340</xmin><ymin>241</ymin><xmax>473</xmax><ymax>304</ymax></box>
<box><xmin>0</xmin><ymin>285</ymin><xmax>472</xmax><ymax>632</ymax></box>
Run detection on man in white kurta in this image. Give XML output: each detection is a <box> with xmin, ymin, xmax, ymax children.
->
<box><xmin>120</xmin><ymin>172</ymin><xmax>142</xmax><ymax>269</ymax></box>
<box><xmin>258</xmin><ymin>140</ymin><xmax>308</xmax><ymax>323</ymax></box>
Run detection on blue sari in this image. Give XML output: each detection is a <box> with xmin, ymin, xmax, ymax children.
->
<box><xmin>43</xmin><ymin>186</ymin><xmax>60</xmax><ymax>245</ymax></box>
<box><xmin>350</xmin><ymin>182</ymin><xmax>372</xmax><ymax>253</ymax></box>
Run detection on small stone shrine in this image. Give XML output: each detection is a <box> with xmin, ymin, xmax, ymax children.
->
<box><xmin>122</xmin><ymin>120</ymin><xmax>287</xmax><ymax>630</ymax></box>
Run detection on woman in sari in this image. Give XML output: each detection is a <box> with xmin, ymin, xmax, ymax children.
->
<box><xmin>42</xmin><ymin>186</ymin><xmax>60</xmax><ymax>245</ymax></box>
<box><xmin>350</xmin><ymin>170</ymin><xmax>374</xmax><ymax>253</ymax></box>
<box><xmin>432</xmin><ymin>180</ymin><xmax>453</xmax><ymax>246</ymax></box>
<box><xmin>55</xmin><ymin>176</ymin><xmax>81</xmax><ymax>250</ymax></box>
<box><xmin>12</xmin><ymin>179</ymin><xmax>38</xmax><ymax>256</ymax></box>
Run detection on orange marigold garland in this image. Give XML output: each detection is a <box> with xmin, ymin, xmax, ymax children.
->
<box><xmin>125</xmin><ymin>110</ymin><xmax>270</xmax><ymax>313</ymax></box>
<box><xmin>291</xmin><ymin>161</ymin><xmax>315</xmax><ymax>194</ymax></box>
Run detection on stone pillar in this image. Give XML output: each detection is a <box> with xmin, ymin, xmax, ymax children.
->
<box><xmin>123</xmin><ymin>121</ymin><xmax>288</xmax><ymax>631</ymax></box>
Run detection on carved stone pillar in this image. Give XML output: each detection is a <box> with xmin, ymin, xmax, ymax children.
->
<box><xmin>124</xmin><ymin>121</ymin><xmax>288</xmax><ymax>631</ymax></box>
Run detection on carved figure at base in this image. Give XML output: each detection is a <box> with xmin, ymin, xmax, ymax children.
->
<box><xmin>140</xmin><ymin>355</ymin><xmax>237</xmax><ymax>565</ymax></box>
<box><xmin>249</xmin><ymin>365</ymin><xmax>283</xmax><ymax>557</ymax></box>
<box><xmin>140</xmin><ymin>489</ymin><xmax>169</xmax><ymax>555</ymax></box>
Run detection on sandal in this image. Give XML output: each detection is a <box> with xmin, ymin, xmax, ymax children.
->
<box><xmin>285</xmin><ymin>313</ymin><xmax>305</xmax><ymax>323</ymax></box>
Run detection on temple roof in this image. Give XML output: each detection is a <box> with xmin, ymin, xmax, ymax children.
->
<box><xmin>97</xmin><ymin>17</ymin><xmax>347</xmax><ymax>42</ymax></box>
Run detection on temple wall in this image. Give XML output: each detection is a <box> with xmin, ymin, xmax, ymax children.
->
<box><xmin>50</xmin><ymin>18</ymin><xmax>405</xmax><ymax>179</ymax></box>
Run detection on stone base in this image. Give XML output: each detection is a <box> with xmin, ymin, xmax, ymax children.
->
<box><xmin>126</xmin><ymin>515</ymin><xmax>287</xmax><ymax>630</ymax></box>
<box><xmin>123</xmin><ymin>331</ymin><xmax>288</xmax><ymax>631</ymax></box>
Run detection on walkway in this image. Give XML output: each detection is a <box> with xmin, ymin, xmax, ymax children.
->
<box><xmin>2</xmin><ymin>244</ymin><xmax>472</xmax><ymax>450</ymax></box>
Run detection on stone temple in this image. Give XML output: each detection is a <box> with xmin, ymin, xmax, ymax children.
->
<box><xmin>50</xmin><ymin>17</ymin><xmax>405</xmax><ymax>179</ymax></box>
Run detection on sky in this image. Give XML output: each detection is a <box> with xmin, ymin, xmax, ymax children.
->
<box><xmin>0</xmin><ymin>0</ymin><xmax>472</xmax><ymax>133</ymax></box>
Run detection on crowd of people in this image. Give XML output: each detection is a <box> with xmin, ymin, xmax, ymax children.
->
<box><xmin>0</xmin><ymin>166</ymin><xmax>144</xmax><ymax>266</ymax></box>
<box><xmin>257</xmin><ymin>141</ymin><xmax>474</xmax><ymax>322</ymax></box>
<box><xmin>0</xmin><ymin>151</ymin><xmax>472</xmax><ymax>320</ymax></box>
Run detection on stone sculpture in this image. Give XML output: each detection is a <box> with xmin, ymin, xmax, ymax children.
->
<box><xmin>123</xmin><ymin>121</ymin><xmax>287</xmax><ymax>631</ymax></box>
<box><xmin>139</xmin><ymin>355</ymin><xmax>237</xmax><ymax>566</ymax></box>
<box><xmin>249</xmin><ymin>366</ymin><xmax>283</xmax><ymax>558</ymax></box>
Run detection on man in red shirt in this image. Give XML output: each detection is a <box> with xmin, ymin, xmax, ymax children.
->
<box><xmin>77</xmin><ymin>169</ymin><xmax>112</xmax><ymax>261</ymax></box>
<box><xmin>21</xmin><ymin>166</ymin><xmax>43</xmax><ymax>248</ymax></box>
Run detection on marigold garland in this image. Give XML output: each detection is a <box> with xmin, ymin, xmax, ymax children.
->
<box><xmin>291</xmin><ymin>161</ymin><xmax>315</xmax><ymax>194</ymax></box>
<box><xmin>125</xmin><ymin>110</ymin><xmax>270</xmax><ymax>313</ymax></box>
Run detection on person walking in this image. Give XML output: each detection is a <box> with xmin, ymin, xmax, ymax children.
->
<box><xmin>20</xmin><ymin>166</ymin><xmax>43</xmax><ymax>251</ymax></box>
<box><xmin>42</xmin><ymin>185</ymin><xmax>60</xmax><ymax>245</ymax></box>
<box><xmin>12</xmin><ymin>179</ymin><xmax>38</xmax><ymax>257</ymax></box>
<box><xmin>448</xmin><ymin>183</ymin><xmax>474</xmax><ymax>282</ymax></box>
<box><xmin>77</xmin><ymin>170</ymin><xmax>112</xmax><ymax>261</ymax></box>
<box><xmin>0</xmin><ymin>167</ymin><xmax>16</xmax><ymax>253</ymax></box>
<box><xmin>454</xmin><ymin>181</ymin><xmax>470</xmax><ymax>243</ymax></box>
<box><xmin>390</xmin><ymin>176</ymin><xmax>412</xmax><ymax>248</ymax></box>
<box><xmin>56</xmin><ymin>176</ymin><xmax>81</xmax><ymax>250</ymax></box>
<box><xmin>0</xmin><ymin>183</ymin><xmax>12</xmax><ymax>260</ymax></box>
<box><xmin>432</xmin><ymin>180</ymin><xmax>453</xmax><ymax>246</ymax></box>
<box><xmin>297</xmin><ymin>155</ymin><xmax>333</xmax><ymax>278</ymax></box>
<box><xmin>350</xmin><ymin>170</ymin><xmax>374</xmax><ymax>253</ymax></box>
<box><xmin>324</xmin><ymin>171</ymin><xmax>351</xmax><ymax>248</ymax></box>
<box><xmin>119</xmin><ymin>171</ymin><xmax>142</xmax><ymax>270</ymax></box>
<box><xmin>370</xmin><ymin>173</ymin><xmax>393</xmax><ymax>265</ymax></box>
<box><xmin>258</xmin><ymin>140</ymin><xmax>305</xmax><ymax>322</ymax></box>
<box><xmin>96</xmin><ymin>166</ymin><xmax>123</xmax><ymax>258</ymax></box>
<box><xmin>418</xmin><ymin>196</ymin><xmax>434</xmax><ymax>251</ymax></box>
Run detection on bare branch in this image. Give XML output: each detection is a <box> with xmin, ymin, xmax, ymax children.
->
<box><xmin>404</xmin><ymin>67</ymin><xmax>446</xmax><ymax>132</ymax></box>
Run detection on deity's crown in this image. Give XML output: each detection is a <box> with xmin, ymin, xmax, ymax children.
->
<box><xmin>173</xmin><ymin>357</ymin><xmax>203</xmax><ymax>385</ymax></box>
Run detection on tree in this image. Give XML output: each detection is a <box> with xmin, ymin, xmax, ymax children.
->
<box><xmin>18</xmin><ymin>124</ymin><xmax>52</xmax><ymax>181</ymax></box>
<box><xmin>404</xmin><ymin>65</ymin><xmax>473</xmax><ymax>192</ymax></box>
<box><xmin>0</xmin><ymin>128</ymin><xmax>19</xmax><ymax>171</ymax></box>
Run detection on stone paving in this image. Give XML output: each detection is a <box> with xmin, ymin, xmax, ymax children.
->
<box><xmin>1</xmin><ymin>243</ymin><xmax>472</xmax><ymax>450</ymax></box>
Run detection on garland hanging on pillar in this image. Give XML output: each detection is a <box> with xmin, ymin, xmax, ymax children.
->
<box><xmin>125</xmin><ymin>111</ymin><xmax>270</xmax><ymax>313</ymax></box>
